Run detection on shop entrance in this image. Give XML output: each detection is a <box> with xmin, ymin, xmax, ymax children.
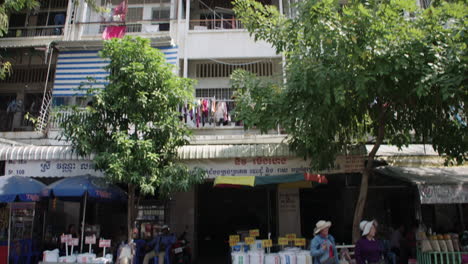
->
<box><xmin>196</xmin><ymin>182</ymin><xmax>277</xmax><ymax>263</ymax></box>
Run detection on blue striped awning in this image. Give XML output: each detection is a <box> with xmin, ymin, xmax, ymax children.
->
<box><xmin>52</xmin><ymin>46</ymin><xmax>179</xmax><ymax>97</ymax></box>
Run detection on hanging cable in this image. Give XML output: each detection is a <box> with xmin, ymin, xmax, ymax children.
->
<box><xmin>207</xmin><ymin>58</ymin><xmax>273</xmax><ymax>66</ymax></box>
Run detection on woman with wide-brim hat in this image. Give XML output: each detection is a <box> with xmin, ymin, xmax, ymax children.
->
<box><xmin>310</xmin><ymin>220</ymin><xmax>339</xmax><ymax>264</ymax></box>
<box><xmin>355</xmin><ymin>220</ymin><xmax>384</xmax><ymax>264</ymax></box>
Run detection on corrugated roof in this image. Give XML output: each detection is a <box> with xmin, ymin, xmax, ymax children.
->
<box><xmin>0</xmin><ymin>38</ymin><xmax>60</xmax><ymax>48</ymax></box>
<box><xmin>0</xmin><ymin>144</ymin><xmax>293</xmax><ymax>161</ymax></box>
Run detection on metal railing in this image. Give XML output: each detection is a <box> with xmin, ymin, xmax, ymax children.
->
<box><xmin>80</xmin><ymin>20</ymin><xmax>171</xmax><ymax>36</ymax></box>
<box><xmin>0</xmin><ymin>111</ymin><xmax>38</xmax><ymax>132</ymax></box>
<box><xmin>0</xmin><ymin>66</ymin><xmax>55</xmax><ymax>84</ymax></box>
<box><xmin>48</xmin><ymin>107</ymin><xmax>244</xmax><ymax>130</ymax></box>
<box><xmin>190</xmin><ymin>18</ymin><xmax>244</xmax><ymax>30</ymax></box>
<box><xmin>2</xmin><ymin>26</ymin><xmax>64</xmax><ymax>38</ymax></box>
<box><xmin>417</xmin><ymin>250</ymin><xmax>468</xmax><ymax>264</ymax></box>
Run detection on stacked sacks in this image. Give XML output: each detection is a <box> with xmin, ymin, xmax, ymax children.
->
<box><xmin>438</xmin><ymin>235</ymin><xmax>448</xmax><ymax>251</ymax></box>
<box><xmin>265</xmin><ymin>253</ymin><xmax>281</xmax><ymax>264</ymax></box>
<box><xmin>279</xmin><ymin>251</ymin><xmax>297</xmax><ymax>264</ymax></box>
<box><xmin>445</xmin><ymin>235</ymin><xmax>455</xmax><ymax>252</ymax></box>
<box><xmin>77</xmin><ymin>253</ymin><xmax>97</xmax><ymax>263</ymax></box>
<box><xmin>232</xmin><ymin>252</ymin><xmax>250</xmax><ymax>264</ymax></box>
<box><xmin>249</xmin><ymin>251</ymin><xmax>265</xmax><ymax>264</ymax></box>
<box><xmin>43</xmin><ymin>249</ymin><xmax>60</xmax><ymax>262</ymax></box>
<box><xmin>58</xmin><ymin>254</ymin><xmax>77</xmax><ymax>263</ymax></box>
<box><xmin>296</xmin><ymin>250</ymin><xmax>313</xmax><ymax>264</ymax></box>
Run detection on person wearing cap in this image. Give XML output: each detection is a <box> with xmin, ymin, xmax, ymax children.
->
<box><xmin>355</xmin><ymin>220</ymin><xmax>384</xmax><ymax>264</ymax></box>
<box><xmin>143</xmin><ymin>225</ymin><xmax>176</xmax><ymax>264</ymax></box>
<box><xmin>310</xmin><ymin>220</ymin><xmax>339</xmax><ymax>264</ymax></box>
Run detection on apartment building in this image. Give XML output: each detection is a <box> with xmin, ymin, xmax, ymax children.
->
<box><xmin>0</xmin><ymin>0</ymin><xmax>460</xmax><ymax>262</ymax></box>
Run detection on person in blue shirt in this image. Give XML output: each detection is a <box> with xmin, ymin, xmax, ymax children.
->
<box><xmin>143</xmin><ymin>225</ymin><xmax>176</xmax><ymax>264</ymax></box>
<box><xmin>310</xmin><ymin>220</ymin><xmax>339</xmax><ymax>264</ymax></box>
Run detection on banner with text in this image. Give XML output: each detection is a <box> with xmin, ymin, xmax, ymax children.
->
<box><xmin>6</xmin><ymin>160</ymin><xmax>103</xmax><ymax>177</ymax></box>
<box><xmin>184</xmin><ymin>155</ymin><xmax>364</xmax><ymax>178</ymax></box>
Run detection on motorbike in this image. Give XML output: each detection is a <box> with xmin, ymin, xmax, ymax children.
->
<box><xmin>171</xmin><ymin>231</ymin><xmax>192</xmax><ymax>264</ymax></box>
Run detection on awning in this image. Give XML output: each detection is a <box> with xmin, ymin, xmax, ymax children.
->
<box><xmin>52</xmin><ymin>46</ymin><xmax>179</xmax><ymax>97</ymax></box>
<box><xmin>374</xmin><ymin>166</ymin><xmax>468</xmax><ymax>204</ymax></box>
<box><xmin>213</xmin><ymin>173</ymin><xmax>326</xmax><ymax>188</ymax></box>
<box><xmin>0</xmin><ymin>144</ymin><xmax>293</xmax><ymax>161</ymax></box>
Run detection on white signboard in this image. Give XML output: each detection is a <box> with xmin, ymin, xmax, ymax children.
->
<box><xmin>5</xmin><ymin>160</ymin><xmax>103</xmax><ymax>177</ymax></box>
<box><xmin>184</xmin><ymin>155</ymin><xmax>364</xmax><ymax>178</ymax></box>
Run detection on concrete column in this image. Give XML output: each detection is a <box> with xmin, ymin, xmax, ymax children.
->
<box><xmin>277</xmin><ymin>188</ymin><xmax>301</xmax><ymax>236</ymax></box>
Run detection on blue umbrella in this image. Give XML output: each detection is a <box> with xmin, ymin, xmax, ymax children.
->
<box><xmin>42</xmin><ymin>175</ymin><xmax>127</xmax><ymax>252</ymax></box>
<box><xmin>0</xmin><ymin>175</ymin><xmax>46</xmax><ymax>202</ymax></box>
<box><xmin>42</xmin><ymin>174</ymin><xmax>127</xmax><ymax>201</ymax></box>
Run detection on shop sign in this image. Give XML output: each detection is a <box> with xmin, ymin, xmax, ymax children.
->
<box><xmin>286</xmin><ymin>234</ymin><xmax>296</xmax><ymax>241</ymax></box>
<box><xmin>5</xmin><ymin>160</ymin><xmax>103</xmax><ymax>177</ymax></box>
<box><xmin>262</xmin><ymin>240</ymin><xmax>273</xmax><ymax>248</ymax></box>
<box><xmin>229</xmin><ymin>235</ymin><xmax>240</xmax><ymax>243</ymax></box>
<box><xmin>418</xmin><ymin>184</ymin><xmax>468</xmax><ymax>204</ymax></box>
<box><xmin>249</xmin><ymin>229</ymin><xmax>260</xmax><ymax>237</ymax></box>
<box><xmin>278</xmin><ymin>237</ymin><xmax>289</xmax><ymax>246</ymax></box>
<box><xmin>85</xmin><ymin>235</ymin><xmax>96</xmax><ymax>244</ymax></box>
<box><xmin>70</xmin><ymin>238</ymin><xmax>79</xmax><ymax>246</ymax></box>
<box><xmin>229</xmin><ymin>241</ymin><xmax>238</xmax><ymax>247</ymax></box>
<box><xmin>99</xmin><ymin>239</ymin><xmax>111</xmax><ymax>248</ymax></box>
<box><xmin>294</xmin><ymin>238</ymin><xmax>306</xmax><ymax>246</ymax></box>
<box><xmin>184</xmin><ymin>155</ymin><xmax>364</xmax><ymax>178</ymax></box>
<box><xmin>61</xmin><ymin>234</ymin><xmax>72</xmax><ymax>244</ymax></box>
<box><xmin>244</xmin><ymin>237</ymin><xmax>255</xmax><ymax>245</ymax></box>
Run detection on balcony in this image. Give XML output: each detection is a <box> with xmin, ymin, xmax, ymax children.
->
<box><xmin>80</xmin><ymin>20</ymin><xmax>171</xmax><ymax>37</ymax></box>
<box><xmin>0</xmin><ymin>66</ymin><xmax>55</xmax><ymax>84</ymax></box>
<box><xmin>48</xmin><ymin>105</ymin><xmax>243</xmax><ymax>131</ymax></box>
<box><xmin>189</xmin><ymin>18</ymin><xmax>244</xmax><ymax>31</ymax></box>
<box><xmin>3</xmin><ymin>25</ymin><xmax>64</xmax><ymax>38</ymax></box>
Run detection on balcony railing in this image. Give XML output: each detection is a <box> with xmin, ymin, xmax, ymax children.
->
<box><xmin>0</xmin><ymin>66</ymin><xmax>55</xmax><ymax>84</ymax></box>
<box><xmin>190</xmin><ymin>18</ymin><xmax>244</xmax><ymax>30</ymax></box>
<box><xmin>3</xmin><ymin>25</ymin><xmax>64</xmax><ymax>38</ymax></box>
<box><xmin>0</xmin><ymin>111</ymin><xmax>39</xmax><ymax>132</ymax></box>
<box><xmin>48</xmin><ymin>108</ymin><xmax>243</xmax><ymax>130</ymax></box>
<box><xmin>80</xmin><ymin>20</ymin><xmax>171</xmax><ymax>36</ymax></box>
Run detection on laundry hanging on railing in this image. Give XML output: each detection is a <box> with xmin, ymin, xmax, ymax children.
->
<box><xmin>102</xmin><ymin>0</ymin><xmax>128</xmax><ymax>40</ymax></box>
<box><xmin>179</xmin><ymin>98</ymin><xmax>236</xmax><ymax>128</ymax></box>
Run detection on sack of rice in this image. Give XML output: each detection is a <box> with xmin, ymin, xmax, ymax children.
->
<box><xmin>429</xmin><ymin>236</ymin><xmax>441</xmax><ymax>252</ymax></box>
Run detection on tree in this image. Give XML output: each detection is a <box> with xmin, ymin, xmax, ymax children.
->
<box><xmin>60</xmin><ymin>36</ymin><xmax>206</xmax><ymax>242</ymax></box>
<box><xmin>232</xmin><ymin>0</ymin><xmax>467</xmax><ymax>241</ymax></box>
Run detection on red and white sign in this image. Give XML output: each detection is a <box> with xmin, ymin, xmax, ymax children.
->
<box><xmin>61</xmin><ymin>234</ymin><xmax>72</xmax><ymax>244</ymax></box>
<box><xmin>85</xmin><ymin>235</ymin><xmax>96</xmax><ymax>244</ymax></box>
<box><xmin>70</xmin><ymin>238</ymin><xmax>79</xmax><ymax>246</ymax></box>
<box><xmin>99</xmin><ymin>239</ymin><xmax>111</xmax><ymax>248</ymax></box>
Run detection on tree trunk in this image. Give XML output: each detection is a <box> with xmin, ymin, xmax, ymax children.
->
<box><xmin>127</xmin><ymin>183</ymin><xmax>136</xmax><ymax>244</ymax></box>
<box><xmin>352</xmin><ymin>110</ymin><xmax>386</xmax><ymax>243</ymax></box>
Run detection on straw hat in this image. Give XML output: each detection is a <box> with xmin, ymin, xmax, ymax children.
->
<box><xmin>360</xmin><ymin>220</ymin><xmax>375</xmax><ymax>236</ymax></box>
<box><xmin>314</xmin><ymin>220</ymin><xmax>332</xmax><ymax>235</ymax></box>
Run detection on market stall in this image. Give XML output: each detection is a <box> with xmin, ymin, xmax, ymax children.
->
<box><xmin>0</xmin><ymin>175</ymin><xmax>46</xmax><ymax>264</ymax></box>
<box><xmin>40</xmin><ymin>175</ymin><xmax>127</xmax><ymax>263</ymax></box>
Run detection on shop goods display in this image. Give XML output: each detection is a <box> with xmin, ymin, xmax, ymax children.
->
<box><xmin>279</xmin><ymin>251</ymin><xmax>297</xmax><ymax>264</ymax></box>
<box><xmin>58</xmin><ymin>255</ymin><xmax>77</xmax><ymax>263</ymax></box>
<box><xmin>233</xmin><ymin>242</ymin><xmax>250</xmax><ymax>252</ymax></box>
<box><xmin>43</xmin><ymin>249</ymin><xmax>60</xmax><ymax>262</ymax></box>
<box><xmin>429</xmin><ymin>236</ymin><xmax>441</xmax><ymax>251</ymax></box>
<box><xmin>232</xmin><ymin>252</ymin><xmax>250</xmax><ymax>264</ymax></box>
<box><xmin>437</xmin><ymin>235</ymin><xmax>448</xmax><ymax>251</ymax></box>
<box><xmin>296</xmin><ymin>250</ymin><xmax>313</xmax><ymax>264</ymax></box>
<box><xmin>265</xmin><ymin>253</ymin><xmax>281</xmax><ymax>264</ymax></box>
<box><xmin>250</xmin><ymin>240</ymin><xmax>263</xmax><ymax>251</ymax></box>
<box><xmin>77</xmin><ymin>253</ymin><xmax>97</xmax><ymax>263</ymax></box>
<box><xmin>444</xmin><ymin>235</ymin><xmax>454</xmax><ymax>252</ymax></box>
<box><xmin>249</xmin><ymin>251</ymin><xmax>265</xmax><ymax>264</ymax></box>
<box><xmin>452</xmin><ymin>234</ymin><xmax>461</xmax><ymax>251</ymax></box>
